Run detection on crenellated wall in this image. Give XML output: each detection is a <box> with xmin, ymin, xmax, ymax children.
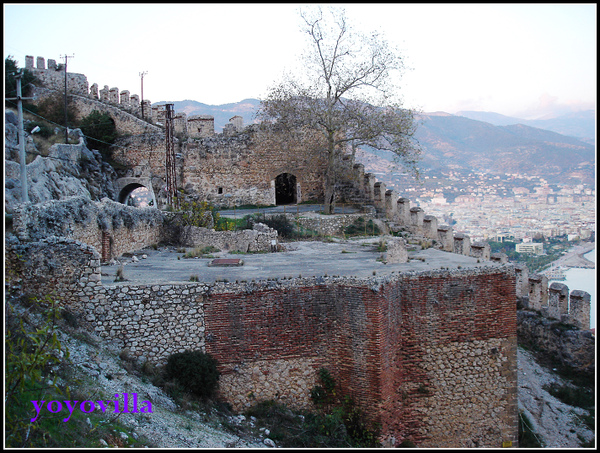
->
<box><xmin>514</xmin><ymin>264</ymin><xmax>591</xmax><ymax>330</ymax></box>
<box><xmin>26</xmin><ymin>55</ymin><xmax>147</xmax><ymax>116</ymax></box>
<box><xmin>5</xmin><ymin>236</ymin><xmax>519</xmax><ymax>448</ymax></box>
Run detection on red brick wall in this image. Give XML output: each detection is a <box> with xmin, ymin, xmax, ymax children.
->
<box><xmin>203</xmin><ymin>270</ymin><xmax>517</xmax><ymax>448</ymax></box>
<box><xmin>203</xmin><ymin>285</ymin><xmax>385</xmax><ymax>412</ymax></box>
<box><xmin>378</xmin><ymin>271</ymin><xmax>517</xmax><ymax>447</ymax></box>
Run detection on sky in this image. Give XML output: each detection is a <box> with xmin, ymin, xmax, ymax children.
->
<box><xmin>4</xmin><ymin>3</ymin><xmax>597</xmax><ymax>119</ymax></box>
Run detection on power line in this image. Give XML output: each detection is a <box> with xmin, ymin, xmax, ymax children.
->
<box><xmin>6</xmin><ymin>100</ymin><xmax>165</xmax><ymax>156</ymax></box>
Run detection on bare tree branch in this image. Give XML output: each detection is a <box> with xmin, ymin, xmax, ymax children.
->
<box><xmin>258</xmin><ymin>6</ymin><xmax>421</xmax><ymax>213</ymax></box>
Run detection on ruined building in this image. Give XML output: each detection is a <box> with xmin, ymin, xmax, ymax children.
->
<box><xmin>10</xmin><ymin>55</ymin><xmax>593</xmax><ymax>448</ymax></box>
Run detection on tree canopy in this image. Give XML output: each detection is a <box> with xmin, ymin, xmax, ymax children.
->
<box><xmin>79</xmin><ymin>110</ymin><xmax>118</xmax><ymax>156</ymax></box>
<box><xmin>257</xmin><ymin>7</ymin><xmax>421</xmax><ymax>213</ymax></box>
<box><xmin>5</xmin><ymin>56</ymin><xmax>37</xmax><ymax>99</ymax></box>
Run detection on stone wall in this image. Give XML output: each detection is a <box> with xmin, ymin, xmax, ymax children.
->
<box><xmin>10</xmin><ymin>195</ymin><xmax>279</xmax><ymax>260</ymax></box>
<box><xmin>11</xmin><ymin>196</ymin><xmax>165</xmax><ymax>261</ymax></box>
<box><xmin>26</xmin><ymin>56</ymin><xmax>89</xmax><ymax>96</ymax></box>
<box><xmin>6</xmin><ymin>230</ymin><xmax>518</xmax><ymax>448</ymax></box>
<box><xmin>181</xmin><ymin>128</ymin><xmax>330</xmax><ymax>207</ymax></box>
<box><xmin>377</xmin><ymin>271</ymin><xmax>518</xmax><ymax>447</ymax></box>
<box><xmin>514</xmin><ymin>264</ymin><xmax>591</xmax><ymax>330</ymax></box>
<box><xmin>179</xmin><ymin>223</ymin><xmax>278</xmax><ymax>253</ymax></box>
<box><xmin>26</xmin><ymin>55</ymin><xmax>149</xmax><ymax>117</ymax></box>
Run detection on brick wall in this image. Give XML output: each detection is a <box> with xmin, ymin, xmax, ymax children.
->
<box><xmin>378</xmin><ymin>272</ymin><xmax>518</xmax><ymax>447</ymax></box>
<box><xmin>6</xmin><ymin>237</ymin><xmax>518</xmax><ymax>448</ymax></box>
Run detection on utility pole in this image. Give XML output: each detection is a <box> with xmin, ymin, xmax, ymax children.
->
<box><xmin>164</xmin><ymin>104</ymin><xmax>178</xmax><ymax>208</ymax></box>
<box><xmin>139</xmin><ymin>71</ymin><xmax>147</xmax><ymax>120</ymax></box>
<box><xmin>12</xmin><ymin>71</ymin><xmax>34</xmax><ymax>203</ymax></box>
<box><xmin>60</xmin><ymin>53</ymin><xmax>74</xmax><ymax>143</ymax></box>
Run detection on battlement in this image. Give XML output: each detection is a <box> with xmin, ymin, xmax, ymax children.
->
<box><xmin>514</xmin><ymin>264</ymin><xmax>591</xmax><ymax>330</ymax></box>
<box><xmin>25</xmin><ymin>55</ymin><xmax>246</xmax><ymax>138</ymax></box>
<box><xmin>26</xmin><ymin>55</ymin><xmax>149</xmax><ymax>118</ymax></box>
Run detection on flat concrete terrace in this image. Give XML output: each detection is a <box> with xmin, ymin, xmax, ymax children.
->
<box><xmin>101</xmin><ymin>238</ymin><xmax>501</xmax><ymax>286</ymax></box>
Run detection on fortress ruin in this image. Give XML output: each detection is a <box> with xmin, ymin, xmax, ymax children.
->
<box><xmin>7</xmin><ymin>55</ymin><xmax>594</xmax><ymax>448</ymax></box>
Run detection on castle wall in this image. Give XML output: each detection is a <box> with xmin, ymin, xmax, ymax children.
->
<box><xmin>6</xmin><ymin>234</ymin><xmax>519</xmax><ymax>448</ymax></box>
<box><xmin>182</xmin><ymin>129</ymin><xmax>328</xmax><ymax>207</ymax></box>
<box><xmin>11</xmin><ymin>196</ymin><xmax>165</xmax><ymax>261</ymax></box>
<box><xmin>26</xmin><ymin>56</ymin><xmax>89</xmax><ymax>96</ymax></box>
<box><xmin>378</xmin><ymin>271</ymin><xmax>518</xmax><ymax>447</ymax></box>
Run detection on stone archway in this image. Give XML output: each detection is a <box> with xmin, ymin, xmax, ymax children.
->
<box><xmin>116</xmin><ymin>178</ymin><xmax>157</xmax><ymax>207</ymax></box>
<box><xmin>275</xmin><ymin>173</ymin><xmax>297</xmax><ymax>205</ymax></box>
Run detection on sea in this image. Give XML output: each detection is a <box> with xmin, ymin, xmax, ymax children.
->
<box><xmin>550</xmin><ymin>248</ymin><xmax>596</xmax><ymax>330</ymax></box>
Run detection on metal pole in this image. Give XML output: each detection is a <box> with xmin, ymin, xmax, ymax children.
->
<box><xmin>61</xmin><ymin>54</ymin><xmax>74</xmax><ymax>143</ymax></box>
<box><xmin>64</xmin><ymin>57</ymin><xmax>68</xmax><ymax>143</ymax></box>
<box><xmin>15</xmin><ymin>73</ymin><xmax>29</xmax><ymax>203</ymax></box>
<box><xmin>165</xmin><ymin>103</ymin><xmax>177</xmax><ymax>208</ymax></box>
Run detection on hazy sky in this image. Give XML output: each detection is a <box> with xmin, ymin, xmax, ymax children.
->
<box><xmin>4</xmin><ymin>3</ymin><xmax>596</xmax><ymax>119</ymax></box>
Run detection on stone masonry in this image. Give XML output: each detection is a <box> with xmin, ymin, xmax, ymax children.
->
<box><xmin>5</xmin><ymin>236</ymin><xmax>519</xmax><ymax>448</ymax></box>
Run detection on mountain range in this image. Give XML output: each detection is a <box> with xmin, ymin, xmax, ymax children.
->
<box><xmin>155</xmin><ymin>99</ymin><xmax>595</xmax><ymax>185</ymax></box>
<box><xmin>456</xmin><ymin>110</ymin><xmax>595</xmax><ymax>145</ymax></box>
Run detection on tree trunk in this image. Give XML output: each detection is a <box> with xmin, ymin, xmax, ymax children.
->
<box><xmin>323</xmin><ymin>131</ymin><xmax>336</xmax><ymax>214</ymax></box>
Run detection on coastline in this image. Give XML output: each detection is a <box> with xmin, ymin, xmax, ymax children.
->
<box><xmin>548</xmin><ymin>241</ymin><xmax>595</xmax><ymax>270</ymax></box>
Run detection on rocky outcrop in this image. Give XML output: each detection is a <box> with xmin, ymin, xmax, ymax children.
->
<box><xmin>5</xmin><ymin>110</ymin><xmax>118</xmax><ymax>214</ymax></box>
<box><xmin>517</xmin><ymin>310</ymin><xmax>595</xmax><ymax>377</ymax></box>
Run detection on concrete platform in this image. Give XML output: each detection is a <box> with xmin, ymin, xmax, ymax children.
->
<box><xmin>101</xmin><ymin>237</ymin><xmax>500</xmax><ymax>286</ymax></box>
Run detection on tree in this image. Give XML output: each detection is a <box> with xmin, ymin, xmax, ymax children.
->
<box><xmin>5</xmin><ymin>56</ymin><xmax>37</xmax><ymax>100</ymax></box>
<box><xmin>257</xmin><ymin>7</ymin><xmax>421</xmax><ymax>214</ymax></box>
<box><xmin>79</xmin><ymin>110</ymin><xmax>118</xmax><ymax>156</ymax></box>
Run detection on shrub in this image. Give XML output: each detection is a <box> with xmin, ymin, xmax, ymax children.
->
<box><xmin>5</xmin><ymin>296</ymin><xmax>69</xmax><ymax>447</ymax></box>
<box><xmin>258</xmin><ymin>214</ymin><xmax>296</xmax><ymax>238</ymax></box>
<box><xmin>164</xmin><ymin>350</ymin><xmax>220</xmax><ymax>400</ymax></box>
<box><xmin>178</xmin><ymin>201</ymin><xmax>220</xmax><ymax>229</ymax></box>
<box><xmin>79</xmin><ymin>110</ymin><xmax>118</xmax><ymax>155</ymax></box>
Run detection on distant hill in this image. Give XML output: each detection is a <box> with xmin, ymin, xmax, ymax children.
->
<box><xmin>152</xmin><ymin>99</ymin><xmax>260</xmax><ymax>132</ymax></box>
<box><xmin>414</xmin><ymin>112</ymin><xmax>595</xmax><ymax>184</ymax></box>
<box><xmin>154</xmin><ymin>99</ymin><xmax>595</xmax><ymax>184</ymax></box>
<box><xmin>457</xmin><ymin>110</ymin><xmax>595</xmax><ymax>144</ymax></box>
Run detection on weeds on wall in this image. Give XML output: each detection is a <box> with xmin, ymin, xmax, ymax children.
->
<box><xmin>518</xmin><ymin>412</ymin><xmax>543</xmax><ymax>448</ymax></box>
<box><xmin>309</xmin><ymin>367</ymin><xmax>380</xmax><ymax>447</ymax></box>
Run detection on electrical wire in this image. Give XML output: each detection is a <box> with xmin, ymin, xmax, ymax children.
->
<box><xmin>5</xmin><ymin>99</ymin><xmax>168</xmax><ymax>164</ymax></box>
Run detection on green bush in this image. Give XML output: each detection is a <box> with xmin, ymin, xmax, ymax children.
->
<box><xmin>79</xmin><ymin>110</ymin><xmax>118</xmax><ymax>155</ymax></box>
<box><xmin>178</xmin><ymin>200</ymin><xmax>220</xmax><ymax>229</ymax></box>
<box><xmin>5</xmin><ymin>296</ymin><xmax>69</xmax><ymax>447</ymax></box>
<box><xmin>5</xmin><ymin>56</ymin><xmax>37</xmax><ymax>99</ymax></box>
<box><xmin>259</xmin><ymin>214</ymin><xmax>296</xmax><ymax>238</ymax></box>
<box><xmin>164</xmin><ymin>350</ymin><xmax>220</xmax><ymax>400</ymax></box>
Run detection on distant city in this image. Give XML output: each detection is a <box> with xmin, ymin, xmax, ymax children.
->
<box><xmin>368</xmin><ymin>167</ymin><xmax>595</xmax><ymax>244</ymax></box>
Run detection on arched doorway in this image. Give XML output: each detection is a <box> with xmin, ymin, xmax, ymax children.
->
<box><xmin>275</xmin><ymin>173</ymin><xmax>297</xmax><ymax>205</ymax></box>
<box><xmin>118</xmin><ymin>183</ymin><xmax>155</xmax><ymax>207</ymax></box>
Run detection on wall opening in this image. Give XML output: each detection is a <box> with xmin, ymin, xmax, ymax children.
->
<box><xmin>275</xmin><ymin>173</ymin><xmax>297</xmax><ymax>205</ymax></box>
<box><xmin>118</xmin><ymin>183</ymin><xmax>155</xmax><ymax>207</ymax></box>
